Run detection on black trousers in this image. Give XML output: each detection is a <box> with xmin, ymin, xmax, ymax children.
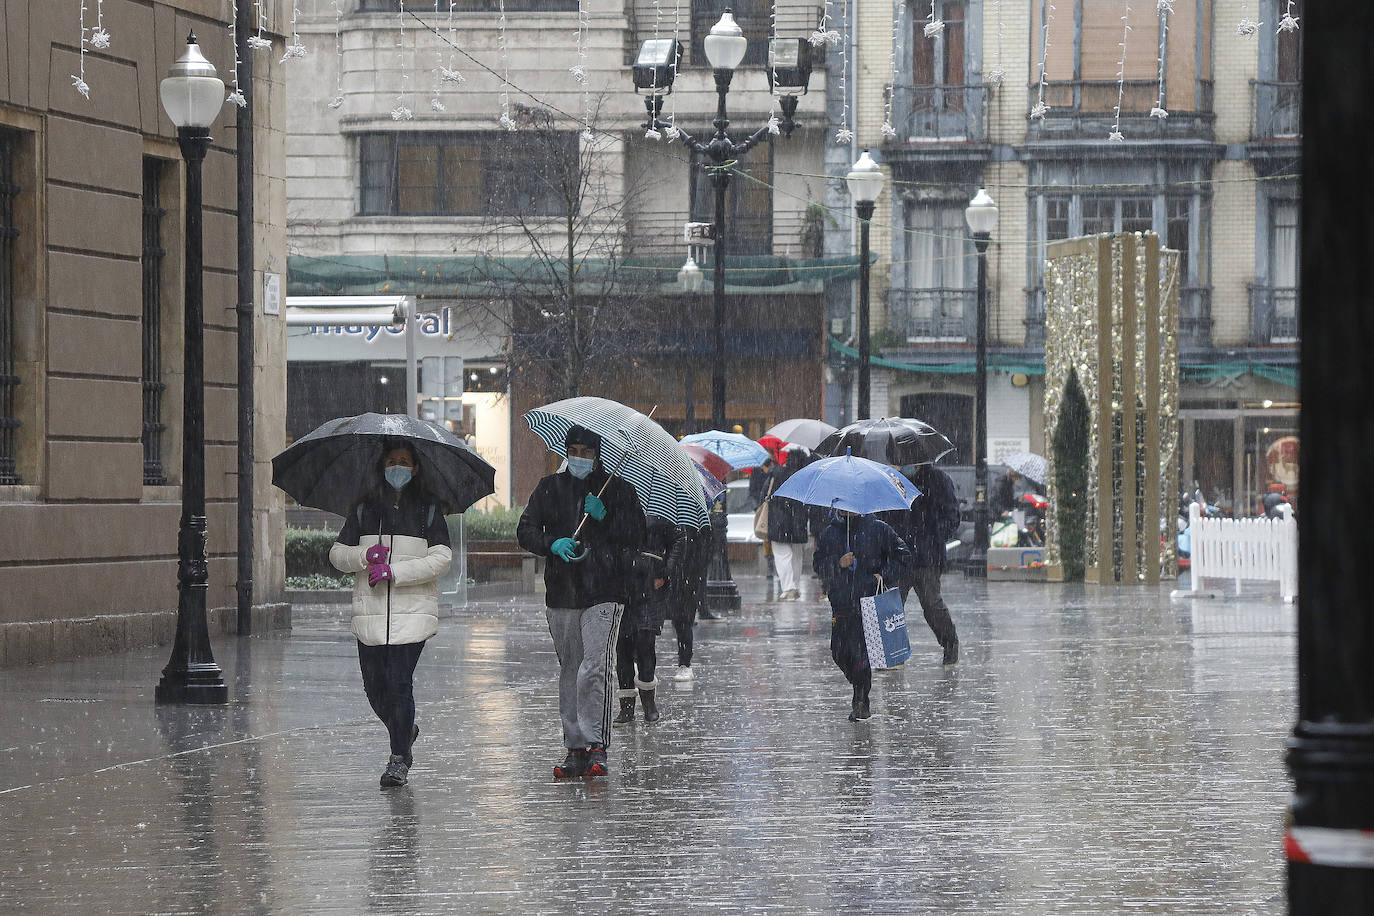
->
<box><xmin>357</xmin><ymin>640</ymin><xmax>425</xmax><ymax>758</ymax></box>
<box><xmin>671</xmin><ymin>579</ymin><xmax>704</xmax><ymax>667</ymax></box>
<box><xmin>829</xmin><ymin>610</ymin><xmax>871</xmax><ymax>702</ymax></box>
<box><xmin>616</xmin><ymin>626</ymin><xmax>658</xmax><ymax>689</ymax></box>
<box><xmin>900</xmin><ymin>567</ymin><xmax>958</xmax><ymax>649</ymax></box>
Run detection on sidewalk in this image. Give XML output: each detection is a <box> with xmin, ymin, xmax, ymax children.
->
<box><xmin>0</xmin><ymin>573</ymin><xmax>1294</xmax><ymax>914</ymax></box>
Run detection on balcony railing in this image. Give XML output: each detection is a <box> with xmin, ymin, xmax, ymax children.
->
<box><xmin>888</xmin><ymin>84</ymin><xmax>988</xmax><ymax>142</ymax></box>
<box><xmin>1249</xmin><ymin>284</ymin><xmax>1299</xmax><ymax>344</ymax></box>
<box><xmin>1252</xmin><ymin>81</ymin><xmax>1301</xmax><ymax>140</ymax></box>
<box><xmin>885</xmin><ymin>287</ymin><xmax>974</xmax><ymax>341</ymax></box>
<box><xmin>626</xmin><ymin>210</ymin><xmax>774</xmax><ymax>258</ymax></box>
<box><xmin>1027</xmin><ymin>79</ymin><xmax>1214</xmax><ymax>138</ymax></box>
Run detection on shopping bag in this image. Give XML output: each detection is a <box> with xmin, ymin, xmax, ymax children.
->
<box><xmin>859</xmin><ymin>585</ymin><xmax>910</xmax><ymax>669</ymax></box>
<box><xmin>753</xmin><ymin>479</ymin><xmax>775</xmax><ymax>540</ymax></box>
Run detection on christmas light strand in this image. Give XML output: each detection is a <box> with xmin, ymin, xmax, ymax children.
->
<box><xmin>766</xmin><ymin>0</ymin><xmax>780</xmax><ymax>136</ymax></box>
<box><xmin>497</xmin><ymin>0</ymin><xmax>516</xmax><ymax>130</ymax></box>
<box><xmin>393</xmin><ymin>1</ymin><xmax>413</xmax><ymax>120</ymax></box>
<box><xmin>664</xmin><ymin>0</ymin><xmax>682</xmax><ymax>140</ymax></box>
<box><xmin>923</xmin><ymin>0</ymin><xmax>943</xmax><ymax>38</ymax></box>
<box><xmin>283</xmin><ymin>1</ymin><xmax>306</xmax><ymax>61</ymax></box>
<box><xmin>1151</xmin><ymin>0</ymin><xmax>1170</xmax><ymax>119</ymax></box>
<box><xmin>1109</xmin><ymin>3</ymin><xmax>1131</xmax><ymax>141</ymax></box>
<box><xmin>988</xmin><ymin>0</ymin><xmax>1006</xmax><ymax>84</ymax></box>
<box><xmin>91</xmin><ymin>0</ymin><xmax>110</xmax><ymax>50</ymax></box>
<box><xmin>429</xmin><ymin>0</ymin><xmax>446</xmax><ymax>111</ymax></box>
<box><xmin>72</xmin><ymin>1</ymin><xmax>90</xmax><ymax>99</ymax></box>
<box><xmin>442</xmin><ymin>0</ymin><xmax>465</xmax><ymax>84</ymax></box>
<box><xmin>1236</xmin><ymin>0</ymin><xmax>1261</xmax><ymax>36</ymax></box>
<box><xmin>574</xmin><ymin>0</ymin><xmax>592</xmax><ymax>140</ymax></box>
<box><xmin>834</xmin><ymin>0</ymin><xmax>852</xmax><ymax>142</ymax></box>
<box><xmin>1032</xmin><ymin>2</ymin><xmax>1055</xmax><ymax>118</ymax></box>
<box><xmin>1277</xmin><ymin>0</ymin><xmax>1299</xmax><ymax>33</ymax></box>
<box><xmin>811</xmin><ymin>0</ymin><xmax>840</xmax><ymax>47</ymax></box>
<box><xmin>328</xmin><ymin>0</ymin><xmax>345</xmax><ymax>109</ymax></box>
<box><xmin>248</xmin><ymin>0</ymin><xmax>272</xmax><ymax>51</ymax></box>
<box><xmin>645</xmin><ymin>0</ymin><xmax>665</xmax><ymax>140</ymax></box>
<box><xmin>228</xmin><ymin>5</ymin><xmax>248</xmax><ymax>107</ymax></box>
<box><xmin>880</xmin><ymin>4</ymin><xmax>899</xmax><ymax>137</ymax></box>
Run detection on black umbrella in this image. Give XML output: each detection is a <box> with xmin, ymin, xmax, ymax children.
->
<box><xmin>815</xmin><ymin>417</ymin><xmax>957</xmax><ymax>466</ymax></box>
<box><xmin>271</xmin><ymin>412</ymin><xmax>496</xmax><ymax>517</ymax></box>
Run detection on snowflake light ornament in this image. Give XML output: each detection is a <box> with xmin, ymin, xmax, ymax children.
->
<box><xmin>767</xmin><ymin>114</ymin><xmax>781</xmax><ymax>136</ymax></box>
<box><xmin>281</xmin><ymin>44</ymin><xmax>307</xmax><ymax>62</ymax></box>
<box><xmin>392</xmin><ymin>105</ymin><xmax>414</xmax><ymax>121</ymax></box>
<box><xmin>71</xmin><ymin>75</ymin><xmax>91</xmax><ymax>100</ymax></box>
<box><xmin>440</xmin><ymin>68</ymin><xmax>466</xmax><ymax>83</ymax></box>
<box><xmin>664</xmin><ymin>125</ymin><xmax>681</xmax><ymax>141</ymax></box>
<box><xmin>1108</xmin><ymin>129</ymin><xmax>1125</xmax><ymax>142</ymax></box>
<box><xmin>430</xmin><ymin>99</ymin><xmax>446</xmax><ymax>112</ymax></box>
<box><xmin>1031</xmin><ymin>101</ymin><xmax>1050</xmax><ymax>119</ymax></box>
<box><xmin>645</xmin><ymin>128</ymin><xmax>663</xmax><ymax>141</ymax></box>
<box><xmin>247</xmin><ymin>35</ymin><xmax>272</xmax><ymax>51</ymax></box>
<box><xmin>499</xmin><ymin>113</ymin><xmax>517</xmax><ymax>131</ymax></box>
<box><xmin>1150</xmin><ymin>107</ymin><xmax>1169</xmax><ymax>119</ymax></box>
<box><xmin>835</xmin><ymin>128</ymin><xmax>854</xmax><ymax>143</ymax></box>
<box><xmin>327</xmin><ymin>96</ymin><xmax>345</xmax><ymax>110</ymax></box>
<box><xmin>229</xmin><ymin>89</ymin><xmax>249</xmax><ymax>108</ymax></box>
<box><xmin>569</xmin><ymin>65</ymin><xmax>587</xmax><ymax>83</ymax></box>
<box><xmin>1277</xmin><ymin>14</ymin><xmax>1299</xmax><ymax>33</ymax></box>
<box><xmin>1236</xmin><ymin>19</ymin><xmax>1261</xmax><ymax>36</ymax></box>
<box><xmin>1156</xmin><ymin>0</ymin><xmax>1173</xmax><ymax>12</ymax></box>
<box><xmin>810</xmin><ymin>28</ymin><xmax>840</xmax><ymax>47</ymax></box>
<box><xmin>880</xmin><ymin>121</ymin><xmax>897</xmax><ymax>138</ymax></box>
<box><xmin>923</xmin><ymin>20</ymin><xmax>944</xmax><ymax>38</ymax></box>
<box><xmin>987</xmin><ymin>68</ymin><xmax>1006</xmax><ymax>85</ymax></box>
<box><xmin>90</xmin><ymin>28</ymin><xmax>111</xmax><ymax>50</ymax></box>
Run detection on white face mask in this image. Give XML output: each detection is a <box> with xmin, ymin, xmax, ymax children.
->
<box><xmin>385</xmin><ymin>466</ymin><xmax>413</xmax><ymax>490</ymax></box>
<box><xmin>567</xmin><ymin>456</ymin><xmax>595</xmax><ymax>479</ymax></box>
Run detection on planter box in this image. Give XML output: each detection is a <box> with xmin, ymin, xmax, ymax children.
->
<box><xmin>986</xmin><ymin>546</ymin><xmax>1048</xmax><ymax>581</ymax></box>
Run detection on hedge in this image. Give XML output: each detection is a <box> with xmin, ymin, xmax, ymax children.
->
<box><xmin>286</xmin><ymin>507</ymin><xmax>525</xmax><ymax>577</ymax></box>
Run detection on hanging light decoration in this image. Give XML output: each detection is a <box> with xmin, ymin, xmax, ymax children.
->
<box><xmin>328</xmin><ymin>0</ymin><xmax>345</xmax><ymax>109</ymax></box>
<box><xmin>987</xmin><ymin>0</ymin><xmax>1006</xmax><ymax>84</ymax></box>
<box><xmin>72</xmin><ymin>1</ymin><xmax>91</xmax><ymax>99</ymax></box>
<box><xmin>441</xmin><ymin>0</ymin><xmax>465</xmax><ymax>83</ymax></box>
<box><xmin>283</xmin><ymin>1</ymin><xmax>306</xmax><ymax>61</ymax></box>
<box><xmin>923</xmin><ymin>0</ymin><xmax>943</xmax><ymax>38</ymax></box>
<box><xmin>1108</xmin><ymin>2</ymin><xmax>1131</xmax><ymax>142</ymax></box>
<box><xmin>90</xmin><ymin>0</ymin><xmax>111</xmax><ymax>49</ymax></box>
<box><xmin>1151</xmin><ymin>0</ymin><xmax>1171</xmax><ymax>119</ymax></box>
<box><xmin>392</xmin><ymin>0</ymin><xmax>413</xmax><ymax>120</ymax></box>
<box><xmin>1277</xmin><ymin>0</ymin><xmax>1300</xmax><ymax>32</ymax></box>
<box><xmin>1236</xmin><ymin>0</ymin><xmax>1262</xmax><ymax>36</ymax></box>
<box><xmin>834</xmin><ymin>0</ymin><xmax>853</xmax><ymax>142</ymax></box>
<box><xmin>248</xmin><ymin>0</ymin><xmax>272</xmax><ymax>51</ymax></box>
<box><xmin>1031</xmin><ymin>1</ymin><xmax>1055</xmax><ymax>118</ymax></box>
<box><xmin>497</xmin><ymin>0</ymin><xmax>516</xmax><ymax>129</ymax></box>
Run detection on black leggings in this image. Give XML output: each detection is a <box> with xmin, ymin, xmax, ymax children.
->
<box><xmin>616</xmin><ymin>627</ymin><xmax>657</xmax><ymax>689</ymax></box>
<box><xmin>829</xmin><ymin>611</ymin><xmax>872</xmax><ymax>702</ymax></box>
<box><xmin>357</xmin><ymin>640</ymin><xmax>425</xmax><ymax>757</ymax></box>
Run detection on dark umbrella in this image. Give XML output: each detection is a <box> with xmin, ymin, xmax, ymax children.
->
<box><xmin>271</xmin><ymin>412</ymin><xmax>496</xmax><ymax>517</ymax></box>
<box><xmin>815</xmin><ymin>417</ymin><xmax>956</xmax><ymax>466</ymax></box>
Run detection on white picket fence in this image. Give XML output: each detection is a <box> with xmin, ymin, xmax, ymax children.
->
<box><xmin>1174</xmin><ymin>502</ymin><xmax>1297</xmax><ymax>602</ymax></box>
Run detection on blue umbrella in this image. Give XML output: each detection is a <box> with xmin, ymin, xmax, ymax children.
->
<box><xmin>679</xmin><ymin>430</ymin><xmax>771</xmax><ymax>470</ymax></box>
<box><xmin>773</xmin><ymin>450</ymin><xmax>920</xmax><ymax>515</ymax></box>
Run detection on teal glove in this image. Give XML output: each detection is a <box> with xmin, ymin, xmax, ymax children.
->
<box><xmin>583</xmin><ymin>494</ymin><xmax>607</xmax><ymax>521</ymax></box>
<box><xmin>551</xmin><ymin>537</ymin><xmax>580</xmax><ymax>561</ymax></box>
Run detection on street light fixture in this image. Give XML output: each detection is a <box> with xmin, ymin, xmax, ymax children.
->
<box><xmin>155</xmin><ymin>33</ymin><xmax>228</xmax><ymax>705</ymax></box>
<box><xmin>633</xmin><ymin>8</ymin><xmax>807</xmax><ymax>431</ymax></box>
<box><xmin>845</xmin><ymin>150</ymin><xmax>885</xmax><ymax>420</ymax></box>
<box><xmin>963</xmin><ymin>187</ymin><xmax>998</xmax><ymax>578</ymax></box>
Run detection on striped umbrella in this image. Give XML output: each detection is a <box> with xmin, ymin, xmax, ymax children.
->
<box><xmin>524</xmin><ymin>397</ymin><xmax>710</xmax><ymax>529</ymax></box>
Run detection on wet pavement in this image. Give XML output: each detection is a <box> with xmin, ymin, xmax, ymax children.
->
<box><xmin>0</xmin><ymin>573</ymin><xmax>1294</xmax><ymax>914</ymax></box>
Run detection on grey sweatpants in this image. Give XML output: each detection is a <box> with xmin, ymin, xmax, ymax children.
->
<box><xmin>545</xmin><ymin>602</ymin><xmax>623</xmax><ymax>750</ymax></box>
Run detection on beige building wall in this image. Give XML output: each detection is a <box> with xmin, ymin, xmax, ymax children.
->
<box><xmin>0</xmin><ymin>1</ymin><xmax>289</xmax><ymax>667</ymax></box>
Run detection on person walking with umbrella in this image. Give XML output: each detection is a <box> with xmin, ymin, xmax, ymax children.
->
<box><xmin>518</xmin><ymin>425</ymin><xmax>647</xmax><ymax>779</ymax></box>
<box><xmin>613</xmin><ymin>514</ymin><xmax>682</xmax><ymax>724</ymax></box>
<box><xmin>763</xmin><ymin>444</ymin><xmax>813</xmax><ymax>600</ymax></box>
<box><xmin>895</xmin><ymin>462</ymin><xmax>962</xmax><ymax>666</ymax></box>
<box><xmin>328</xmin><ymin>440</ymin><xmax>454</xmax><ymax>789</ymax></box>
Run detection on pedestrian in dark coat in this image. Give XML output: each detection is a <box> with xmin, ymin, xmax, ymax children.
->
<box><xmin>517</xmin><ymin>425</ymin><xmax>646</xmax><ymax>780</ymax></box>
<box><xmin>813</xmin><ymin>512</ymin><xmax>912</xmax><ymax>721</ymax></box>
<box><xmin>668</xmin><ymin>523</ymin><xmax>713</xmax><ymax>679</ymax></box>
<box><xmin>891</xmin><ymin>463</ymin><xmax>961</xmax><ymax>665</ymax></box>
<box><xmin>614</xmin><ymin>514</ymin><xmax>680</xmax><ymax>724</ymax></box>
<box><xmin>329</xmin><ymin>441</ymin><xmax>453</xmax><ymax>789</ymax></box>
<box><xmin>765</xmin><ymin>446</ymin><xmax>812</xmax><ymax>600</ymax></box>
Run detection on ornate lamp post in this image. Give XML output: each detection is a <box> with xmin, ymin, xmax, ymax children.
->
<box><xmin>633</xmin><ymin>9</ymin><xmax>809</xmax><ymax>429</ymax></box>
<box><xmin>962</xmin><ymin>188</ymin><xmax>997</xmax><ymax>578</ymax></box>
<box><xmin>156</xmin><ymin>34</ymin><xmax>228</xmax><ymax>705</ymax></box>
<box><xmin>845</xmin><ymin>150</ymin><xmax>885</xmax><ymax>420</ymax></box>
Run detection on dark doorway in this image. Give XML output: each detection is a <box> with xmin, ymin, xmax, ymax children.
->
<box><xmin>899</xmin><ymin>392</ymin><xmax>972</xmax><ymax>463</ymax></box>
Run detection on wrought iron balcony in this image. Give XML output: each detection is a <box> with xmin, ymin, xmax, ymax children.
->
<box><xmin>625</xmin><ymin>210</ymin><xmax>774</xmax><ymax>257</ymax></box>
<box><xmin>888</xmin><ymin>84</ymin><xmax>989</xmax><ymax>142</ymax></box>
<box><xmin>1026</xmin><ymin>79</ymin><xmax>1214</xmax><ymax>140</ymax></box>
<box><xmin>1251</xmin><ymin>80</ymin><xmax>1301</xmax><ymax>140</ymax></box>
<box><xmin>1249</xmin><ymin>284</ymin><xmax>1299</xmax><ymax>345</ymax></box>
<box><xmin>885</xmin><ymin>287</ymin><xmax>974</xmax><ymax>342</ymax></box>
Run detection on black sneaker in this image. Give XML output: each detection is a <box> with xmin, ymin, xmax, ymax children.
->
<box><xmin>553</xmin><ymin>748</ymin><xmax>589</xmax><ymax>779</ymax></box>
<box><xmin>613</xmin><ymin>697</ymin><xmax>636</xmax><ymax>725</ymax></box>
<box><xmin>404</xmin><ymin>723</ymin><xmax>420</xmax><ymax>768</ymax></box>
<box><xmin>848</xmin><ymin>700</ymin><xmax>871</xmax><ymax>721</ymax></box>
<box><xmin>380</xmin><ymin>754</ymin><xmax>409</xmax><ymax>788</ymax></box>
<box><xmin>942</xmin><ymin>640</ymin><xmax>960</xmax><ymax>667</ymax></box>
<box><xmin>585</xmin><ymin>744</ymin><xmax>608</xmax><ymax>778</ymax></box>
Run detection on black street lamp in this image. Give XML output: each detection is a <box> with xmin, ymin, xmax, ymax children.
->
<box><xmin>156</xmin><ymin>34</ymin><xmax>228</xmax><ymax>705</ymax></box>
<box><xmin>634</xmin><ymin>9</ymin><xmax>808</xmax><ymax>429</ymax></box>
<box><xmin>962</xmin><ymin>188</ymin><xmax>997</xmax><ymax>578</ymax></box>
<box><xmin>845</xmin><ymin>150</ymin><xmax>885</xmax><ymax>420</ymax></box>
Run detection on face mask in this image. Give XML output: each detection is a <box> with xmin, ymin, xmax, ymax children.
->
<box><xmin>385</xmin><ymin>466</ymin><xmax>413</xmax><ymax>490</ymax></box>
<box><xmin>567</xmin><ymin>456</ymin><xmax>595</xmax><ymax>479</ymax></box>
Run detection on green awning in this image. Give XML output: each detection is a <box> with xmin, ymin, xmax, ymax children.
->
<box><xmin>287</xmin><ymin>253</ymin><xmax>873</xmax><ymax>298</ymax></box>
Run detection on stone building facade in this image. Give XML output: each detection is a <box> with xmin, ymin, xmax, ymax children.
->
<box><xmin>840</xmin><ymin>0</ymin><xmax>1300</xmax><ymax>514</ymax></box>
<box><xmin>0</xmin><ymin>1</ymin><xmax>290</xmax><ymax>666</ymax></box>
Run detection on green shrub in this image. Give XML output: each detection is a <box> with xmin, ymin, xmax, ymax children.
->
<box><xmin>1053</xmin><ymin>368</ymin><xmax>1090</xmax><ymax>582</ymax></box>
<box><xmin>285</xmin><ymin>527</ymin><xmax>339</xmax><ymax>578</ymax></box>
<box><xmin>286</xmin><ymin>573</ymin><xmax>353</xmax><ymax>590</ymax></box>
<box><xmin>459</xmin><ymin>505</ymin><xmax>524</xmax><ymax>542</ymax></box>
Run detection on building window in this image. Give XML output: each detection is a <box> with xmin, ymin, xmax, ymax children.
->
<box><xmin>142</xmin><ymin>158</ymin><xmax>169</xmax><ymax>485</ymax></box>
<box><xmin>1267</xmin><ymin>198</ymin><xmax>1299</xmax><ymax>342</ymax></box>
<box><xmin>912</xmin><ymin>0</ymin><xmax>965</xmax><ymax>90</ymax></box>
<box><xmin>894</xmin><ymin>201</ymin><xmax>971</xmax><ymax>340</ymax></box>
<box><xmin>0</xmin><ymin>128</ymin><xmax>21</xmax><ymax>484</ymax></box>
<box><xmin>688</xmin><ymin>145</ymin><xmax>773</xmax><ymax>255</ymax></box>
<box><xmin>359</xmin><ymin>131</ymin><xmax>578</xmax><ymax>217</ymax></box>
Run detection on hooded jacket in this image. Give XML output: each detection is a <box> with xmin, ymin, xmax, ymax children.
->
<box><xmin>330</xmin><ymin>486</ymin><xmax>453</xmax><ymax>646</ymax></box>
<box><xmin>517</xmin><ymin>465</ymin><xmax>647</xmax><ymax>609</ymax></box>
<box><xmin>880</xmin><ymin>464</ymin><xmax>961</xmax><ymax>569</ymax></box>
<box><xmin>813</xmin><ymin>514</ymin><xmax>912</xmax><ymax>613</ymax></box>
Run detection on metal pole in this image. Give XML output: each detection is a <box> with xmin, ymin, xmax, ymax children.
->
<box><xmin>711</xmin><ymin>168</ymin><xmax>728</xmax><ymax>430</ymax></box>
<box><xmin>856</xmin><ymin>200</ymin><xmax>875</xmax><ymax>419</ymax></box>
<box><xmin>234</xmin><ymin>0</ymin><xmax>255</xmax><ymax>636</ymax></box>
<box><xmin>405</xmin><ymin>298</ymin><xmax>418</xmax><ymax>418</ymax></box>
<box><xmin>965</xmin><ymin>233</ymin><xmax>991</xmax><ymax>577</ymax></box>
<box><xmin>157</xmin><ymin>127</ymin><xmax>227</xmax><ymax>705</ymax></box>
<box><xmin>1286</xmin><ymin>3</ymin><xmax>1374</xmax><ymax>909</ymax></box>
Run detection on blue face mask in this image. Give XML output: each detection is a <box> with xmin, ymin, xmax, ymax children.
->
<box><xmin>567</xmin><ymin>456</ymin><xmax>595</xmax><ymax>479</ymax></box>
<box><xmin>385</xmin><ymin>466</ymin><xmax>413</xmax><ymax>490</ymax></box>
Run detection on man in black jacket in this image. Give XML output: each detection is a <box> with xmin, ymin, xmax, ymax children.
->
<box><xmin>517</xmin><ymin>425</ymin><xmax>646</xmax><ymax>779</ymax></box>
<box><xmin>881</xmin><ymin>463</ymin><xmax>962</xmax><ymax>666</ymax></box>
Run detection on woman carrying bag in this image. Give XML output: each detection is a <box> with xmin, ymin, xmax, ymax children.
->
<box><xmin>330</xmin><ymin>441</ymin><xmax>453</xmax><ymax>788</ymax></box>
<box><xmin>762</xmin><ymin>446</ymin><xmax>812</xmax><ymax>600</ymax></box>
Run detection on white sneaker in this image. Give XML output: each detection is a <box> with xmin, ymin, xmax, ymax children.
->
<box><xmin>674</xmin><ymin>665</ymin><xmax>694</xmax><ymax>682</ymax></box>
<box><xmin>779</xmin><ymin>589</ymin><xmax>800</xmax><ymax>601</ymax></box>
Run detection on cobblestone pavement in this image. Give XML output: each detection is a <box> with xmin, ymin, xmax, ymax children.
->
<box><xmin>0</xmin><ymin>573</ymin><xmax>1294</xmax><ymax>914</ymax></box>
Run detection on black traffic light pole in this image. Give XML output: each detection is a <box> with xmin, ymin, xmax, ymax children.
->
<box><xmin>1285</xmin><ymin>3</ymin><xmax>1374</xmax><ymax>910</ymax></box>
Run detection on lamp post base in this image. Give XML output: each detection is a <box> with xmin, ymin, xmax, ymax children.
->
<box><xmin>960</xmin><ymin>549</ymin><xmax>988</xmax><ymax>578</ymax></box>
<box><xmin>156</xmin><ymin>662</ymin><xmax>228</xmax><ymax>705</ymax></box>
<box><xmin>706</xmin><ymin>577</ymin><xmax>743</xmax><ymax>611</ymax></box>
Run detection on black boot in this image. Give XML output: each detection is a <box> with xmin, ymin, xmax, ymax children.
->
<box><xmin>639</xmin><ymin>688</ymin><xmax>660</xmax><ymax>723</ymax></box>
<box><xmin>848</xmin><ymin>699</ymin><xmax>871</xmax><ymax>721</ymax></box>
<box><xmin>613</xmin><ymin>695</ymin><xmax>636</xmax><ymax>725</ymax></box>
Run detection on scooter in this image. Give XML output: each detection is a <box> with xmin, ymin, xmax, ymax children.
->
<box><xmin>1176</xmin><ymin>489</ymin><xmax>1221</xmax><ymax>569</ymax></box>
<box><xmin>990</xmin><ymin>493</ymin><xmax>1049</xmax><ymax>547</ymax></box>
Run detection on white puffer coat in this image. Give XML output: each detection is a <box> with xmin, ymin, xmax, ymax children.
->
<box><xmin>329</xmin><ymin>533</ymin><xmax>452</xmax><ymax>646</ymax></box>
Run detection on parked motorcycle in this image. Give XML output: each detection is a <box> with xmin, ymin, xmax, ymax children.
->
<box><xmin>1176</xmin><ymin>488</ymin><xmax>1221</xmax><ymax>569</ymax></box>
<box><xmin>991</xmin><ymin>493</ymin><xmax>1049</xmax><ymax>547</ymax></box>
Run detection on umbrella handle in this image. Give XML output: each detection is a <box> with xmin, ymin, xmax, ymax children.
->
<box><xmin>570</xmin><ymin>405</ymin><xmax>656</xmax><ymax>540</ymax></box>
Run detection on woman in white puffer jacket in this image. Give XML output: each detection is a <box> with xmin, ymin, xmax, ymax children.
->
<box><xmin>330</xmin><ymin>441</ymin><xmax>452</xmax><ymax>788</ymax></box>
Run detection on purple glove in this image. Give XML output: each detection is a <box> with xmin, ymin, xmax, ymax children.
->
<box><xmin>365</xmin><ymin>543</ymin><xmax>390</xmax><ymax>565</ymax></box>
<box><xmin>367</xmin><ymin>564</ymin><xmax>393</xmax><ymax>587</ymax></box>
